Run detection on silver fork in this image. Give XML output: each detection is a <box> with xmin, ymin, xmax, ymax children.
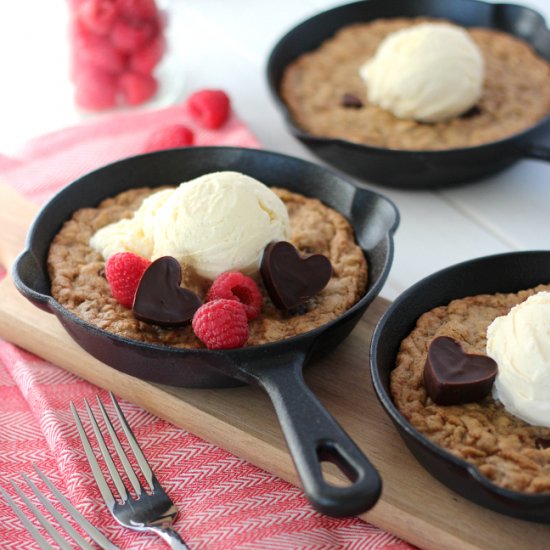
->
<box><xmin>0</xmin><ymin>464</ymin><xmax>118</xmax><ymax>550</ymax></box>
<box><xmin>71</xmin><ymin>392</ymin><xmax>189</xmax><ymax>549</ymax></box>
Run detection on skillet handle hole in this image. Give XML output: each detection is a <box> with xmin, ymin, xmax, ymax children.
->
<box><xmin>317</xmin><ymin>442</ymin><xmax>359</xmax><ymax>488</ymax></box>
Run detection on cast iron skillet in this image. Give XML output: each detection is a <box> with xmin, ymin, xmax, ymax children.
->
<box><xmin>370</xmin><ymin>251</ymin><xmax>550</xmax><ymax>522</ymax></box>
<box><xmin>266</xmin><ymin>0</ymin><xmax>550</xmax><ymax>188</ymax></box>
<box><xmin>13</xmin><ymin>146</ymin><xmax>398</xmax><ymax>517</ymax></box>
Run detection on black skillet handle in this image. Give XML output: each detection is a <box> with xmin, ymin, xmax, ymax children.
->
<box><xmin>12</xmin><ymin>250</ymin><xmax>53</xmax><ymax>313</ymax></box>
<box><xmin>518</xmin><ymin>142</ymin><xmax>550</xmax><ymax>163</ymax></box>
<box><xmin>256</xmin><ymin>352</ymin><xmax>381</xmax><ymax>517</ymax></box>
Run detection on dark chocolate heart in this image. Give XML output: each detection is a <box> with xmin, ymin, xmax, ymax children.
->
<box><xmin>133</xmin><ymin>256</ymin><xmax>202</xmax><ymax>327</ymax></box>
<box><xmin>260</xmin><ymin>241</ymin><xmax>332</xmax><ymax>310</ymax></box>
<box><xmin>424</xmin><ymin>336</ymin><xmax>498</xmax><ymax>406</ymax></box>
<box><xmin>341</xmin><ymin>93</ymin><xmax>363</xmax><ymax>108</ymax></box>
<box><xmin>535</xmin><ymin>438</ymin><xmax>550</xmax><ymax>450</ymax></box>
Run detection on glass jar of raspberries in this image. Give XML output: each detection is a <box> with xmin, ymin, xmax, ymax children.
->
<box><xmin>68</xmin><ymin>0</ymin><xmax>171</xmax><ymax>110</ymax></box>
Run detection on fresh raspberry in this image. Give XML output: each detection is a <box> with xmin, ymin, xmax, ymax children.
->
<box><xmin>206</xmin><ymin>272</ymin><xmax>262</xmax><ymax>320</ymax></box>
<box><xmin>74</xmin><ymin>68</ymin><xmax>118</xmax><ymax>110</ymax></box>
<box><xmin>77</xmin><ymin>0</ymin><xmax>118</xmax><ymax>35</ymax></box>
<box><xmin>104</xmin><ymin>252</ymin><xmax>151</xmax><ymax>308</ymax></box>
<box><xmin>186</xmin><ymin>89</ymin><xmax>231</xmax><ymax>129</ymax></box>
<box><xmin>72</xmin><ymin>22</ymin><xmax>127</xmax><ymax>73</ymax></box>
<box><xmin>144</xmin><ymin>124</ymin><xmax>194</xmax><ymax>152</ymax></box>
<box><xmin>115</xmin><ymin>0</ymin><xmax>158</xmax><ymax>20</ymax></box>
<box><xmin>111</xmin><ymin>18</ymin><xmax>156</xmax><ymax>53</ymax></box>
<box><xmin>192</xmin><ymin>299</ymin><xmax>249</xmax><ymax>350</ymax></box>
<box><xmin>129</xmin><ymin>34</ymin><xmax>165</xmax><ymax>74</ymax></box>
<box><xmin>118</xmin><ymin>71</ymin><xmax>157</xmax><ymax>105</ymax></box>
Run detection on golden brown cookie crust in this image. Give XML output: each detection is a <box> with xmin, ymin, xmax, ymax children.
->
<box><xmin>48</xmin><ymin>186</ymin><xmax>367</xmax><ymax>348</ymax></box>
<box><xmin>281</xmin><ymin>18</ymin><xmax>550</xmax><ymax>150</ymax></box>
<box><xmin>391</xmin><ymin>284</ymin><xmax>550</xmax><ymax>493</ymax></box>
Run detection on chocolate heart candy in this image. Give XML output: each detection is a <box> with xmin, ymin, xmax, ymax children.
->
<box><xmin>535</xmin><ymin>438</ymin><xmax>550</xmax><ymax>450</ymax></box>
<box><xmin>133</xmin><ymin>256</ymin><xmax>202</xmax><ymax>327</ymax></box>
<box><xmin>424</xmin><ymin>336</ymin><xmax>498</xmax><ymax>406</ymax></box>
<box><xmin>341</xmin><ymin>93</ymin><xmax>363</xmax><ymax>108</ymax></box>
<box><xmin>260</xmin><ymin>241</ymin><xmax>332</xmax><ymax>310</ymax></box>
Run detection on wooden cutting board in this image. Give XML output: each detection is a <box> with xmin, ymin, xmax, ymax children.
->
<box><xmin>0</xmin><ymin>183</ymin><xmax>548</xmax><ymax>550</ymax></box>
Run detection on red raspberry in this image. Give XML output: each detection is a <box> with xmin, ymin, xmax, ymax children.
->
<box><xmin>111</xmin><ymin>19</ymin><xmax>156</xmax><ymax>53</ymax></box>
<box><xmin>77</xmin><ymin>0</ymin><xmax>118</xmax><ymax>35</ymax></box>
<box><xmin>144</xmin><ymin>124</ymin><xmax>194</xmax><ymax>152</ymax></box>
<box><xmin>186</xmin><ymin>89</ymin><xmax>231</xmax><ymax>129</ymax></box>
<box><xmin>130</xmin><ymin>34</ymin><xmax>165</xmax><ymax>74</ymax></box>
<box><xmin>118</xmin><ymin>71</ymin><xmax>157</xmax><ymax>105</ymax></box>
<box><xmin>206</xmin><ymin>272</ymin><xmax>262</xmax><ymax>321</ymax></box>
<box><xmin>105</xmin><ymin>252</ymin><xmax>151</xmax><ymax>308</ymax></box>
<box><xmin>192</xmin><ymin>299</ymin><xmax>248</xmax><ymax>350</ymax></box>
<box><xmin>72</xmin><ymin>22</ymin><xmax>127</xmax><ymax>73</ymax></box>
<box><xmin>115</xmin><ymin>0</ymin><xmax>158</xmax><ymax>20</ymax></box>
<box><xmin>74</xmin><ymin>68</ymin><xmax>118</xmax><ymax>110</ymax></box>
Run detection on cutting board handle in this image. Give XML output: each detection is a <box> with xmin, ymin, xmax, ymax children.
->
<box><xmin>0</xmin><ymin>183</ymin><xmax>38</xmax><ymax>271</ymax></box>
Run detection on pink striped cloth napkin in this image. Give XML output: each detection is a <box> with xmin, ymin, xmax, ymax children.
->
<box><xmin>0</xmin><ymin>103</ymin><xmax>413</xmax><ymax>549</ymax></box>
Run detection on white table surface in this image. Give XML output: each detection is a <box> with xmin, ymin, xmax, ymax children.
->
<box><xmin>1</xmin><ymin>0</ymin><xmax>549</xmax><ymax>302</ymax></box>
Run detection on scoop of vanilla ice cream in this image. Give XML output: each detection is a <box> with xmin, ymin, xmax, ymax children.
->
<box><xmin>90</xmin><ymin>171</ymin><xmax>291</xmax><ymax>280</ymax></box>
<box><xmin>90</xmin><ymin>188</ymin><xmax>174</xmax><ymax>259</ymax></box>
<box><xmin>486</xmin><ymin>291</ymin><xmax>550</xmax><ymax>427</ymax></box>
<box><xmin>359</xmin><ymin>23</ymin><xmax>484</xmax><ymax>123</ymax></box>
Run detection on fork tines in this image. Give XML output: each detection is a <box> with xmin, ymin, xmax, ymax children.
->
<box><xmin>71</xmin><ymin>393</ymin><xmax>187</xmax><ymax>549</ymax></box>
<box><xmin>71</xmin><ymin>392</ymin><xmax>156</xmax><ymax>509</ymax></box>
<box><xmin>0</xmin><ymin>465</ymin><xmax>118</xmax><ymax>550</ymax></box>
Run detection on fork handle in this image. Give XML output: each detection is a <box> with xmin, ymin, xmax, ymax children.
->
<box><xmin>147</xmin><ymin>526</ymin><xmax>190</xmax><ymax>549</ymax></box>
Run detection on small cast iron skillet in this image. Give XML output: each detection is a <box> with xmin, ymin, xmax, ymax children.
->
<box><xmin>266</xmin><ymin>0</ymin><xmax>550</xmax><ymax>188</ymax></box>
<box><xmin>13</xmin><ymin>146</ymin><xmax>399</xmax><ymax>517</ymax></box>
<box><xmin>370</xmin><ymin>251</ymin><xmax>550</xmax><ymax>523</ymax></box>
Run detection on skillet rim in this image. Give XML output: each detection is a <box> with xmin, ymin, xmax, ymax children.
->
<box><xmin>370</xmin><ymin>249</ymin><xmax>550</xmax><ymax>509</ymax></box>
<box><xmin>12</xmin><ymin>145</ymin><xmax>399</xmax><ymax>360</ymax></box>
<box><xmin>266</xmin><ymin>0</ymin><xmax>550</xmax><ymax>156</ymax></box>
